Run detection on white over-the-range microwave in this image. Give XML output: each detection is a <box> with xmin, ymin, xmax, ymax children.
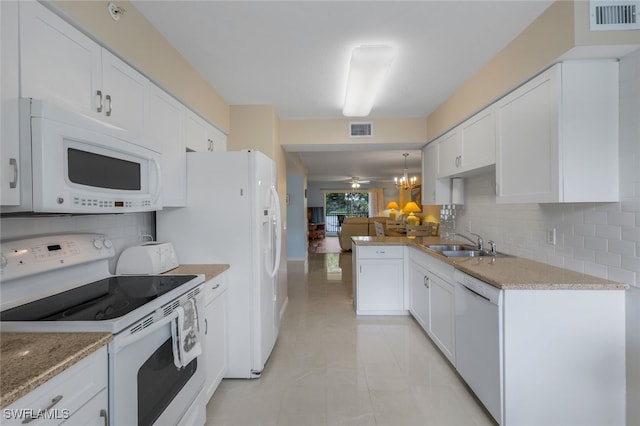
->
<box><xmin>2</xmin><ymin>98</ymin><xmax>162</xmax><ymax>215</ymax></box>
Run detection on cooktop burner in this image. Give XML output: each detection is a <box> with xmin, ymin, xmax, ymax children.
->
<box><xmin>0</xmin><ymin>275</ymin><xmax>197</xmax><ymax>322</ymax></box>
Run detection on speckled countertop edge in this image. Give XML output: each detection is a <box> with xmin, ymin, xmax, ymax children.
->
<box><xmin>351</xmin><ymin>236</ymin><xmax>628</xmax><ymax>290</ymax></box>
<box><xmin>164</xmin><ymin>264</ymin><xmax>230</xmax><ymax>282</ymax></box>
<box><xmin>0</xmin><ymin>332</ymin><xmax>113</xmax><ymax>408</ymax></box>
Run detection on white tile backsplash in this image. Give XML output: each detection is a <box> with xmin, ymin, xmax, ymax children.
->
<box><xmin>0</xmin><ymin>212</ymin><xmax>155</xmax><ymax>273</ymax></box>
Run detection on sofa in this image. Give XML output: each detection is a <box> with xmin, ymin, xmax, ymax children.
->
<box><xmin>337</xmin><ymin>216</ymin><xmax>389</xmax><ymax>251</ymax></box>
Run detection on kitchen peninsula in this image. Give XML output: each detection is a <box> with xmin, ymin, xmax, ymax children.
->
<box><xmin>352</xmin><ymin>235</ymin><xmax>627</xmax><ymax>426</ymax></box>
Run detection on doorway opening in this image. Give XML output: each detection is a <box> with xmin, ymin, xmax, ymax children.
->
<box><xmin>324</xmin><ymin>191</ymin><xmax>370</xmax><ymax>236</ymax></box>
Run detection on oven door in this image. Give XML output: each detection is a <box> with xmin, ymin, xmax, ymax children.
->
<box><xmin>108</xmin><ymin>292</ymin><xmax>205</xmax><ymax>426</ymax></box>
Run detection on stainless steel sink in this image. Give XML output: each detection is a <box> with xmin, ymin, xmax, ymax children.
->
<box><xmin>427</xmin><ymin>244</ymin><xmax>476</xmax><ymax>252</ymax></box>
<box><xmin>441</xmin><ymin>250</ymin><xmax>483</xmax><ymax>257</ymax></box>
<box><xmin>426</xmin><ymin>244</ymin><xmax>511</xmax><ymax>258</ymax></box>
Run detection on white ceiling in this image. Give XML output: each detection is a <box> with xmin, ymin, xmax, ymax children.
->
<box><xmin>132</xmin><ymin>0</ymin><xmax>553</xmax><ymax>183</ymax></box>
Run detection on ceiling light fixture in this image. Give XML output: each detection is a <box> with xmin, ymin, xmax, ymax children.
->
<box><xmin>342</xmin><ymin>45</ymin><xmax>395</xmax><ymax>117</ymax></box>
<box><xmin>395</xmin><ymin>153</ymin><xmax>418</xmax><ymax>191</ymax></box>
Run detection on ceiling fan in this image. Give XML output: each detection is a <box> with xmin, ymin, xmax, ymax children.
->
<box><xmin>348</xmin><ymin>177</ymin><xmax>370</xmax><ymax>188</ymax></box>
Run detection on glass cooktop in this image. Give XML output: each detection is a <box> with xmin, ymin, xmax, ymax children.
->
<box><xmin>0</xmin><ymin>275</ymin><xmax>197</xmax><ymax>322</ymax></box>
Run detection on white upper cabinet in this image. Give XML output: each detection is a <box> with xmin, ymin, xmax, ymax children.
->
<box><xmin>209</xmin><ymin>124</ymin><xmax>228</xmax><ymax>152</ymax></box>
<box><xmin>422</xmin><ymin>142</ymin><xmax>451</xmax><ymax>205</ymax></box>
<box><xmin>436</xmin><ymin>129</ymin><xmax>461</xmax><ymax>178</ymax></box>
<box><xmin>1</xmin><ymin>0</ymin><xmax>20</xmax><ymax>206</ymax></box>
<box><xmin>496</xmin><ymin>61</ymin><xmax>619</xmax><ymax>203</ymax></box>
<box><xmin>101</xmin><ymin>50</ymin><xmax>149</xmax><ymax>140</ymax></box>
<box><xmin>147</xmin><ymin>84</ymin><xmax>186</xmax><ymax>207</ymax></box>
<box><xmin>20</xmin><ymin>1</ymin><xmax>148</xmax><ymax>139</ymax></box>
<box><xmin>184</xmin><ymin>110</ymin><xmax>209</xmax><ymax>152</ymax></box>
<box><xmin>184</xmin><ymin>109</ymin><xmax>227</xmax><ymax>152</ymax></box>
<box><xmin>459</xmin><ymin>108</ymin><xmax>496</xmax><ymax>172</ymax></box>
<box><xmin>437</xmin><ymin>108</ymin><xmax>496</xmax><ymax>178</ymax></box>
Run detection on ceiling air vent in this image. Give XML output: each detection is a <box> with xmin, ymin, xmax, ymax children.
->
<box><xmin>590</xmin><ymin>1</ymin><xmax>640</xmax><ymax>30</ymax></box>
<box><xmin>349</xmin><ymin>122</ymin><xmax>373</xmax><ymax>138</ymax></box>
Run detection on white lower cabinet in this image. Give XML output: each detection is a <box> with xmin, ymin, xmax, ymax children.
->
<box><xmin>59</xmin><ymin>389</ymin><xmax>107</xmax><ymax>426</ymax></box>
<box><xmin>3</xmin><ymin>347</ymin><xmax>108</xmax><ymax>426</ymax></box>
<box><xmin>428</xmin><ymin>271</ymin><xmax>455</xmax><ymax>363</ymax></box>
<box><xmin>408</xmin><ymin>256</ymin><xmax>429</xmax><ymax>328</ymax></box>
<box><xmin>354</xmin><ymin>245</ymin><xmax>405</xmax><ymax>315</ymax></box>
<box><xmin>201</xmin><ymin>272</ymin><xmax>228</xmax><ymax>401</ymax></box>
<box><xmin>408</xmin><ymin>248</ymin><xmax>455</xmax><ymax>364</ymax></box>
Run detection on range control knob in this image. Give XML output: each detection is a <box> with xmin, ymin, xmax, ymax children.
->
<box><xmin>103</xmin><ymin>239</ymin><xmax>113</xmax><ymax>249</ymax></box>
<box><xmin>93</xmin><ymin>239</ymin><xmax>104</xmax><ymax>249</ymax></box>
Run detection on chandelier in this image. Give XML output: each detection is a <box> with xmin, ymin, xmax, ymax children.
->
<box><xmin>394</xmin><ymin>153</ymin><xmax>418</xmax><ymax>190</ymax></box>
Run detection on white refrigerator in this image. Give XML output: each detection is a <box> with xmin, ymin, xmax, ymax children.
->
<box><xmin>157</xmin><ymin>150</ymin><xmax>282</xmax><ymax>379</ymax></box>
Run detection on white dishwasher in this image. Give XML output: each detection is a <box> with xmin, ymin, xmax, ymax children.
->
<box><xmin>454</xmin><ymin>270</ymin><xmax>503</xmax><ymax>425</ymax></box>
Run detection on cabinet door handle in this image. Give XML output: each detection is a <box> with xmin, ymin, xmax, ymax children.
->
<box><xmin>22</xmin><ymin>395</ymin><xmax>63</xmax><ymax>424</ymax></box>
<box><xmin>211</xmin><ymin>283</ymin><xmax>220</xmax><ymax>291</ymax></box>
<box><xmin>205</xmin><ymin>318</ymin><xmax>208</xmax><ymax>335</ymax></box>
<box><xmin>96</xmin><ymin>90</ymin><xmax>103</xmax><ymax>112</ymax></box>
<box><xmin>9</xmin><ymin>158</ymin><xmax>18</xmax><ymax>189</ymax></box>
<box><xmin>424</xmin><ymin>276</ymin><xmax>430</xmax><ymax>288</ymax></box>
<box><xmin>105</xmin><ymin>95</ymin><xmax>112</xmax><ymax>116</ymax></box>
<box><xmin>100</xmin><ymin>409</ymin><xmax>109</xmax><ymax>426</ymax></box>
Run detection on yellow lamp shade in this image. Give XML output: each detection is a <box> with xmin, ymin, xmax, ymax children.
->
<box><xmin>403</xmin><ymin>201</ymin><xmax>421</xmax><ymax>213</ymax></box>
<box><xmin>386</xmin><ymin>201</ymin><xmax>399</xmax><ymax>210</ymax></box>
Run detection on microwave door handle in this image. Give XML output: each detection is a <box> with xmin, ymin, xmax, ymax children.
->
<box><xmin>151</xmin><ymin>157</ymin><xmax>162</xmax><ymax>204</ymax></box>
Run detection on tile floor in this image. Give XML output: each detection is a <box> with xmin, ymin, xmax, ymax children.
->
<box><xmin>205</xmin><ymin>250</ymin><xmax>496</xmax><ymax>425</ymax></box>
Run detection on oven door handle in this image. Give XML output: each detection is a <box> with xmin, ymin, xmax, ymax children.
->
<box><xmin>110</xmin><ymin>309</ymin><xmax>179</xmax><ymax>353</ymax></box>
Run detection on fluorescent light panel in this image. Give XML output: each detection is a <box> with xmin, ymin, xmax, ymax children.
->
<box><xmin>342</xmin><ymin>45</ymin><xmax>395</xmax><ymax>117</ymax></box>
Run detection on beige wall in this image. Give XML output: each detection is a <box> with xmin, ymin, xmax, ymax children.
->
<box><xmin>52</xmin><ymin>0</ymin><xmax>230</xmax><ymax>132</ymax></box>
<box><xmin>426</xmin><ymin>1</ymin><xmax>575</xmax><ymax>139</ymax></box>
<box><xmin>426</xmin><ymin>0</ymin><xmax>640</xmax><ymax>139</ymax></box>
<box><xmin>280</xmin><ymin>117</ymin><xmax>427</xmax><ymax>147</ymax></box>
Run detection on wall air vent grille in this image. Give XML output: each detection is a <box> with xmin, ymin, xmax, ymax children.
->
<box><xmin>350</xmin><ymin>122</ymin><xmax>373</xmax><ymax>138</ymax></box>
<box><xmin>590</xmin><ymin>1</ymin><xmax>640</xmax><ymax>30</ymax></box>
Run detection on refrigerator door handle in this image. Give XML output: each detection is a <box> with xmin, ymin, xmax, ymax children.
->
<box><xmin>267</xmin><ymin>185</ymin><xmax>282</xmax><ymax>278</ymax></box>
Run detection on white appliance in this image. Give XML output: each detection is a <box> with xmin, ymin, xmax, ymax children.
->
<box><xmin>157</xmin><ymin>150</ymin><xmax>282</xmax><ymax>378</ymax></box>
<box><xmin>0</xmin><ymin>234</ymin><xmax>206</xmax><ymax>426</ymax></box>
<box><xmin>454</xmin><ymin>270</ymin><xmax>503</xmax><ymax>425</ymax></box>
<box><xmin>116</xmin><ymin>242</ymin><xmax>179</xmax><ymax>275</ymax></box>
<box><xmin>1</xmin><ymin>98</ymin><xmax>162</xmax><ymax>215</ymax></box>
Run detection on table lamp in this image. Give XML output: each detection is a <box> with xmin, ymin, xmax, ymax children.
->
<box><xmin>386</xmin><ymin>201</ymin><xmax>399</xmax><ymax>220</ymax></box>
<box><xmin>403</xmin><ymin>201</ymin><xmax>421</xmax><ymax>225</ymax></box>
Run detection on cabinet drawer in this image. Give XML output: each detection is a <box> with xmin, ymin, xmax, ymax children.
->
<box><xmin>3</xmin><ymin>347</ymin><xmax>107</xmax><ymax>426</ymax></box>
<box><xmin>358</xmin><ymin>245</ymin><xmax>403</xmax><ymax>259</ymax></box>
<box><xmin>204</xmin><ymin>273</ymin><xmax>228</xmax><ymax>305</ymax></box>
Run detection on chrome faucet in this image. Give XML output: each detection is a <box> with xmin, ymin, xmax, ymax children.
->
<box><xmin>487</xmin><ymin>240</ymin><xmax>497</xmax><ymax>256</ymax></box>
<box><xmin>453</xmin><ymin>232</ymin><xmax>484</xmax><ymax>250</ymax></box>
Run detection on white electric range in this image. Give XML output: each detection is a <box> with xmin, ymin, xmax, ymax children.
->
<box><xmin>0</xmin><ymin>233</ymin><xmax>206</xmax><ymax>426</ymax></box>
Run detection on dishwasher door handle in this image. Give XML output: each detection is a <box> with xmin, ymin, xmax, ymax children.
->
<box><xmin>460</xmin><ymin>283</ymin><xmax>491</xmax><ymax>303</ymax></box>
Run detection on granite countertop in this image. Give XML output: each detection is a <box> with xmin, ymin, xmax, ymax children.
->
<box><xmin>352</xmin><ymin>236</ymin><xmax>628</xmax><ymax>290</ymax></box>
<box><xmin>165</xmin><ymin>264</ymin><xmax>230</xmax><ymax>281</ymax></box>
<box><xmin>0</xmin><ymin>332</ymin><xmax>112</xmax><ymax>408</ymax></box>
